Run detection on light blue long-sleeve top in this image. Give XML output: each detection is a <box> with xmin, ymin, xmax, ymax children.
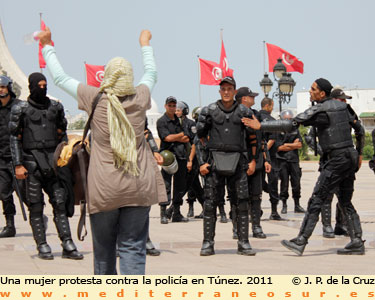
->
<box><xmin>42</xmin><ymin>45</ymin><xmax>157</xmax><ymax>99</ymax></box>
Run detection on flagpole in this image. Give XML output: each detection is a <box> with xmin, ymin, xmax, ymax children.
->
<box><xmin>197</xmin><ymin>55</ymin><xmax>202</xmax><ymax>107</ymax></box>
<box><xmin>39</xmin><ymin>13</ymin><xmax>43</xmax><ymax>73</ymax></box>
<box><xmin>84</xmin><ymin>61</ymin><xmax>87</xmax><ymax>84</ymax></box>
<box><xmin>220</xmin><ymin>28</ymin><xmax>223</xmax><ymax>42</ymax></box>
<box><xmin>263</xmin><ymin>40</ymin><xmax>266</xmax><ymax>74</ymax></box>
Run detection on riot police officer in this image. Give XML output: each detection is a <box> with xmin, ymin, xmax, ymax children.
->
<box><xmin>245</xmin><ymin>78</ymin><xmax>365</xmax><ymax>255</ymax></box>
<box><xmin>0</xmin><ymin>76</ymin><xmax>21</xmax><ymax>238</ymax></box>
<box><xmin>276</xmin><ymin>110</ymin><xmax>305</xmax><ymax>214</ymax></box>
<box><xmin>176</xmin><ymin>102</ymin><xmax>206</xmax><ymax>219</ymax></box>
<box><xmin>235</xmin><ymin>87</ymin><xmax>271</xmax><ymax>239</ymax></box>
<box><xmin>197</xmin><ymin>77</ymin><xmax>260</xmax><ymax>256</ymax></box>
<box><xmin>259</xmin><ymin>98</ymin><xmax>281</xmax><ymax>220</ymax></box>
<box><xmin>157</xmin><ymin>96</ymin><xmax>190</xmax><ymax>223</ymax></box>
<box><xmin>10</xmin><ymin>72</ymin><xmax>83</xmax><ymax>260</ymax></box>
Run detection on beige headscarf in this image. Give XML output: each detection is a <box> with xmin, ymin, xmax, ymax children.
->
<box><xmin>99</xmin><ymin>57</ymin><xmax>139</xmax><ymax>176</ymax></box>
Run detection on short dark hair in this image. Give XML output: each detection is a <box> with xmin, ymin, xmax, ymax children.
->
<box><xmin>261</xmin><ymin>97</ymin><xmax>273</xmax><ymax>108</ymax></box>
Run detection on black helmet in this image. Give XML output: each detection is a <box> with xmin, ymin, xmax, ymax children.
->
<box><xmin>192</xmin><ymin>106</ymin><xmax>202</xmax><ymax>121</ymax></box>
<box><xmin>176</xmin><ymin>101</ymin><xmax>189</xmax><ymax>116</ymax></box>
<box><xmin>0</xmin><ymin>75</ymin><xmax>16</xmax><ymax>98</ymax></box>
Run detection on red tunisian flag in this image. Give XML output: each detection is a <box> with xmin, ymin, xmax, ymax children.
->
<box><xmin>199</xmin><ymin>58</ymin><xmax>224</xmax><ymax>85</ymax></box>
<box><xmin>85</xmin><ymin>64</ymin><xmax>105</xmax><ymax>87</ymax></box>
<box><xmin>39</xmin><ymin>20</ymin><xmax>54</xmax><ymax>69</ymax></box>
<box><xmin>266</xmin><ymin>43</ymin><xmax>304</xmax><ymax>74</ymax></box>
<box><xmin>219</xmin><ymin>40</ymin><xmax>234</xmax><ymax>78</ymax></box>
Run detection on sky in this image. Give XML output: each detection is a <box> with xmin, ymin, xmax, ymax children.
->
<box><xmin>1</xmin><ymin>0</ymin><xmax>375</xmax><ymax>116</ymax></box>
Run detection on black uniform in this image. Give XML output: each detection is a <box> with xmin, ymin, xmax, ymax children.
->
<box><xmin>276</xmin><ymin>129</ymin><xmax>304</xmax><ymax>213</ymax></box>
<box><xmin>156</xmin><ymin>113</ymin><xmax>188</xmax><ymax>221</ymax></box>
<box><xmin>276</xmin><ymin>97</ymin><xmax>365</xmax><ymax>255</ymax></box>
<box><xmin>9</xmin><ymin>73</ymin><xmax>82</xmax><ymax>260</ymax></box>
<box><xmin>0</xmin><ymin>97</ymin><xmax>21</xmax><ymax>237</ymax></box>
<box><xmin>181</xmin><ymin>117</ymin><xmax>205</xmax><ymax>216</ymax></box>
<box><xmin>248</xmin><ymin>109</ymin><xmax>268</xmax><ymax>238</ymax></box>
<box><xmin>197</xmin><ymin>100</ymin><xmax>256</xmax><ymax>256</ymax></box>
<box><xmin>143</xmin><ymin>118</ymin><xmax>161</xmax><ymax>256</ymax></box>
<box><xmin>259</xmin><ymin>110</ymin><xmax>280</xmax><ymax>218</ymax></box>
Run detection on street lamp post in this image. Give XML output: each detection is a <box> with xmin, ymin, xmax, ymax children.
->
<box><xmin>259</xmin><ymin>58</ymin><xmax>296</xmax><ymax>113</ymax></box>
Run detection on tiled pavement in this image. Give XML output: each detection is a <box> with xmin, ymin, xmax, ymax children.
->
<box><xmin>0</xmin><ymin>162</ymin><xmax>373</xmax><ymax>275</ymax></box>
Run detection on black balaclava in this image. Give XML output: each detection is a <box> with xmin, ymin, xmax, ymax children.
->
<box><xmin>28</xmin><ymin>72</ymin><xmax>49</xmax><ymax>106</ymax></box>
<box><xmin>315</xmin><ymin>78</ymin><xmax>333</xmax><ymax>97</ymax></box>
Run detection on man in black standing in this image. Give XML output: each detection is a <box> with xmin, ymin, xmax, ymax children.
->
<box><xmin>276</xmin><ymin>110</ymin><xmax>305</xmax><ymax>214</ymax></box>
<box><xmin>245</xmin><ymin>78</ymin><xmax>365</xmax><ymax>255</ymax></box>
<box><xmin>10</xmin><ymin>72</ymin><xmax>83</xmax><ymax>260</ymax></box>
<box><xmin>0</xmin><ymin>76</ymin><xmax>20</xmax><ymax>238</ymax></box>
<box><xmin>197</xmin><ymin>77</ymin><xmax>260</xmax><ymax>256</ymax></box>
<box><xmin>259</xmin><ymin>98</ymin><xmax>281</xmax><ymax>220</ymax></box>
<box><xmin>157</xmin><ymin>96</ymin><xmax>190</xmax><ymax>223</ymax></box>
<box><xmin>235</xmin><ymin>87</ymin><xmax>271</xmax><ymax>238</ymax></box>
<box><xmin>176</xmin><ymin>101</ymin><xmax>205</xmax><ymax>219</ymax></box>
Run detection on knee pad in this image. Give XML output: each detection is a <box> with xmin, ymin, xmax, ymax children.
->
<box><xmin>236</xmin><ymin>174</ymin><xmax>249</xmax><ymax>200</ymax></box>
<box><xmin>237</xmin><ymin>200</ymin><xmax>249</xmax><ymax>214</ymax></box>
<box><xmin>29</xmin><ymin>203</ymin><xmax>44</xmax><ymax>216</ymax></box>
<box><xmin>203</xmin><ymin>200</ymin><xmax>216</xmax><ymax>217</ymax></box>
<box><xmin>51</xmin><ymin>188</ymin><xmax>66</xmax><ymax>211</ymax></box>
<box><xmin>26</xmin><ymin>177</ymin><xmax>43</xmax><ymax>204</ymax></box>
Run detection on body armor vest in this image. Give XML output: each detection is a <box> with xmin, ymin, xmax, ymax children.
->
<box><xmin>317</xmin><ymin>100</ymin><xmax>353</xmax><ymax>153</ymax></box>
<box><xmin>207</xmin><ymin>101</ymin><xmax>248</xmax><ymax>152</ymax></box>
<box><xmin>22</xmin><ymin>101</ymin><xmax>60</xmax><ymax>150</ymax></box>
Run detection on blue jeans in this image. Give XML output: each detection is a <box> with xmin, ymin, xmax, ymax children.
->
<box><xmin>90</xmin><ymin>206</ymin><xmax>150</xmax><ymax>275</ymax></box>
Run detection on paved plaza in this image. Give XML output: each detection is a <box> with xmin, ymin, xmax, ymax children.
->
<box><xmin>0</xmin><ymin>162</ymin><xmax>373</xmax><ymax>275</ymax></box>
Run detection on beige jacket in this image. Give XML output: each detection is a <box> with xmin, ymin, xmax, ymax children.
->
<box><xmin>77</xmin><ymin>83</ymin><xmax>166</xmax><ymax>214</ymax></box>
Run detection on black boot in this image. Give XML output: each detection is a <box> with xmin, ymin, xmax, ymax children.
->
<box><xmin>251</xmin><ymin>198</ymin><xmax>266</xmax><ymax>239</ymax></box>
<box><xmin>282</xmin><ymin>212</ymin><xmax>319</xmax><ymax>256</ymax></box>
<box><xmin>321</xmin><ymin>202</ymin><xmax>334</xmax><ymax>238</ymax></box>
<box><xmin>160</xmin><ymin>206</ymin><xmax>168</xmax><ymax>224</ymax></box>
<box><xmin>281</xmin><ymin>236</ymin><xmax>307</xmax><ymax>256</ymax></box>
<box><xmin>0</xmin><ymin>215</ymin><xmax>16</xmax><ymax>238</ymax></box>
<box><xmin>230</xmin><ymin>205</ymin><xmax>238</xmax><ymax>239</ymax></box>
<box><xmin>294</xmin><ymin>198</ymin><xmax>305</xmax><ymax>213</ymax></box>
<box><xmin>237</xmin><ymin>203</ymin><xmax>256</xmax><ymax>256</ymax></box>
<box><xmin>171</xmin><ymin>205</ymin><xmax>189</xmax><ymax>222</ymax></box>
<box><xmin>281</xmin><ymin>200</ymin><xmax>287</xmax><ymax>214</ymax></box>
<box><xmin>54</xmin><ymin>212</ymin><xmax>83</xmax><ymax>260</ymax></box>
<box><xmin>146</xmin><ymin>236</ymin><xmax>161</xmax><ymax>256</ymax></box>
<box><xmin>218</xmin><ymin>205</ymin><xmax>228</xmax><ymax>223</ymax></box>
<box><xmin>200</xmin><ymin>214</ymin><xmax>216</xmax><ymax>256</ymax></box>
<box><xmin>166</xmin><ymin>204</ymin><xmax>174</xmax><ymax>220</ymax></box>
<box><xmin>61</xmin><ymin>239</ymin><xmax>84</xmax><ymax>260</ymax></box>
<box><xmin>334</xmin><ymin>203</ymin><xmax>348</xmax><ymax>236</ymax></box>
<box><xmin>30</xmin><ymin>215</ymin><xmax>53</xmax><ymax>260</ymax></box>
<box><xmin>337</xmin><ymin>212</ymin><xmax>365</xmax><ymax>255</ymax></box>
<box><xmin>187</xmin><ymin>202</ymin><xmax>194</xmax><ymax>218</ymax></box>
<box><xmin>270</xmin><ymin>202</ymin><xmax>282</xmax><ymax>220</ymax></box>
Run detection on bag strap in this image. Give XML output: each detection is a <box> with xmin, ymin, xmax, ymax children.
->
<box><xmin>77</xmin><ymin>92</ymin><xmax>103</xmax><ymax>241</ymax></box>
<box><xmin>77</xmin><ymin>146</ymin><xmax>88</xmax><ymax>241</ymax></box>
<box><xmin>82</xmin><ymin>92</ymin><xmax>103</xmax><ymax>142</ymax></box>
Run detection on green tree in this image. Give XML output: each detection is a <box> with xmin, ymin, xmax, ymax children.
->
<box><xmin>298</xmin><ymin>125</ymin><xmax>310</xmax><ymax>161</ymax></box>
